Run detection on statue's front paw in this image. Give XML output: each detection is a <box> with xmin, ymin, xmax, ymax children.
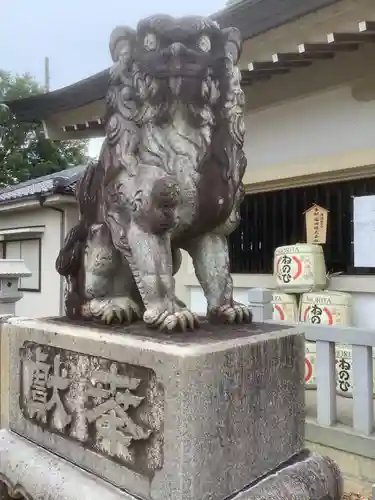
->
<box><xmin>143</xmin><ymin>308</ymin><xmax>200</xmax><ymax>332</ymax></box>
<box><xmin>84</xmin><ymin>297</ymin><xmax>142</xmax><ymax>325</ymax></box>
<box><xmin>209</xmin><ymin>302</ymin><xmax>252</xmax><ymax>324</ymax></box>
<box><xmin>102</xmin><ymin>297</ymin><xmax>143</xmax><ymax>324</ymax></box>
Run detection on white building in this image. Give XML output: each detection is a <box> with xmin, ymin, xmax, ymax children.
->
<box><xmin>0</xmin><ymin>167</ymin><xmax>82</xmax><ymax>317</ymax></box>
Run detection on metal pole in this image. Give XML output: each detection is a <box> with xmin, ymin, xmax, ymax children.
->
<box><xmin>44</xmin><ymin>57</ymin><xmax>50</xmax><ymax>92</ymax></box>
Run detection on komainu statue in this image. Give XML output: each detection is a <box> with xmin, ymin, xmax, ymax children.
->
<box><xmin>56</xmin><ymin>14</ymin><xmax>252</xmax><ymax>331</ymax></box>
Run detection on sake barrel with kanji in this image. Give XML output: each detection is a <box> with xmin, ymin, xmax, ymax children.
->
<box><xmin>299</xmin><ymin>291</ymin><xmax>352</xmax><ymax>326</ymax></box>
<box><xmin>272</xmin><ymin>292</ymin><xmax>299</xmax><ymax>322</ymax></box>
<box><xmin>273</xmin><ymin>244</ymin><xmax>326</xmax><ymax>293</ymax></box>
<box><xmin>305</xmin><ymin>342</ymin><xmax>317</xmax><ymax>388</ymax></box>
<box><xmin>270</xmin><ymin>292</ymin><xmax>318</xmax><ymax>390</ymax></box>
<box><xmin>301</xmin><ymin>290</ymin><xmax>355</xmax><ymax>394</ymax></box>
<box><xmin>305</xmin><ymin>343</ymin><xmax>375</xmax><ymax>397</ymax></box>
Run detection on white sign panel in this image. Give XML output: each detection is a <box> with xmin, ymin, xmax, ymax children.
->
<box><xmin>353</xmin><ymin>195</ymin><xmax>375</xmax><ymax>267</ymax></box>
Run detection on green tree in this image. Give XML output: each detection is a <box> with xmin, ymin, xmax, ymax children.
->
<box><xmin>0</xmin><ymin>70</ymin><xmax>88</xmax><ymax>187</ymax></box>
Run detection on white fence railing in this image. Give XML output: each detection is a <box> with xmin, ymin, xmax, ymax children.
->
<box><xmin>304</xmin><ymin>324</ymin><xmax>375</xmax><ymax>498</ymax></box>
<box><xmin>304</xmin><ymin>324</ymin><xmax>375</xmax><ymax>436</ymax></box>
<box><xmin>247</xmin><ymin>288</ymin><xmax>375</xmax><ymax>470</ymax></box>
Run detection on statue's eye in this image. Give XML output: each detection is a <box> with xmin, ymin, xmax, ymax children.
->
<box><xmin>197</xmin><ymin>35</ymin><xmax>211</xmax><ymax>53</ymax></box>
<box><xmin>144</xmin><ymin>33</ymin><xmax>158</xmax><ymax>51</ymax></box>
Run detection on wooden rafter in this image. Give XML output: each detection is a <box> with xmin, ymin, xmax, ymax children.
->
<box><xmin>250</xmin><ymin>59</ymin><xmax>311</xmax><ymax>69</ymax></box>
<box><xmin>327</xmin><ymin>32</ymin><xmax>375</xmax><ymax>44</ymax></box>
<box><xmin>248</xmin><ymin>62</ymin><xmax>290</xmax><ymax>74</ymax></box>
<box><xmin>272</xmin><ymin>52</ymin><xmax>334</xmax><ymax>63</ymax></box>
<box><xmin>246</xmin><ymin>19</ymin><xmax>375</xmax><ymax>82</ymax></box>
<box><xmin>298</xmin><ymin>42</ymin><xmax>358</xmax><ymax>53</ymax></box>
<box><xmin>359</xmin><ymin>21</ymin><xmax>375</xmax><ymax>33</ymax></box>
<box><xmin>62</xmin><ymin>118</ymin><xmax>103</xmax><ymax>133</ymax></box>
<box><xmin>241</xmin><ymin>70</ymin><xmax>271</xmax><ymax>84</ymax></box>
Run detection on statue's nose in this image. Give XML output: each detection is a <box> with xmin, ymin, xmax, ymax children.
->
<box><xmin>169</xmin><ymin>42</ymin><xmax>185</xmax><ymax>56</ymax></box>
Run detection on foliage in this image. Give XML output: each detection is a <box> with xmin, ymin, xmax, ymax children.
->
<box><xmin>0</xmin><ymin>70</ymin><xmax>88</xmax><ymax>188</ymax></box>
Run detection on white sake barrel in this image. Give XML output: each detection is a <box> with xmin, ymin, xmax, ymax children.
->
<box><xmin>273</xmin><ymin>244</ymin><xmax>326</xmax><ymax>293</ymax></box>
<box><xmin>305</xmin><ymin>342</ymin><xmax>317</xmax><ymax>387</ymax></box>
<box><xmin>305</xmin><ymin>342</ymin><xmax>375</xmax><ymax>397</ymax></box>
<box><xmin>272</xmin><ymin>292</ymin><xmax>298</xmax><ymax>323</ymax></box>
<box><xmin>299</xmin><ymin>291</ymin><xmax>352</xmax><ymax>326</ymax></box>
<box><xmin>302</xmin><ymin>291</ymin><xmax>351</xmax><ymax>390</ymax></box>
<box><xmin>299</xmin><ymin>290</ymin><xmax>375</xmax><ymax>397</ymax></box>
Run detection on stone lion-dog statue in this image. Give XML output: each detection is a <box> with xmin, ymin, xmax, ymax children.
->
<box><xmin>56</xmin><ymin>14</ymin><xmax>252</xmax><ymax>332</ymax></box>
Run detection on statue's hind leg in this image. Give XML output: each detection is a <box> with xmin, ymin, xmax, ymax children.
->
<box><xmin>81</xmin><ymin>223</ymin><xmax>143</xmax><ymax>324</ymax></box>
<box><xmin>186</xmin><ymin>233</ymin><xmax>252</xmax><ymax>324</ymax></box>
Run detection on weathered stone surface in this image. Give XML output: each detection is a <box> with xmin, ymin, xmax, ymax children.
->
<box><xmin>234</xmin><ymin>451</ymin><xmax>343</xmax><ymax>500</ymax></box>
<box><xmin>4</xmin><ymin>318</ymin><xmax>305</xmax><ymax>500</ymax></box>
<box><xmin>0</xmin><ymin>429</ymin><xmax>131</xmax><ymax>500</ymax></box>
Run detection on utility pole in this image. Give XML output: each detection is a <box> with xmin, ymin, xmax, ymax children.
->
<box><xmin>44</xmin><ymin>56</ymin><xmax>50</xmax><ymax>92</ymax></box>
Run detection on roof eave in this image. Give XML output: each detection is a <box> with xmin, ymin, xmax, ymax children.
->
<box><xmin>0</xmin><ymin>192</ymin><xmax>76</xmax><ymax>211</ymax></box>
<box><xmin>211</xmin><ymin>0</ymin><xmax>343</xmax><ymax>39</ymax></box>
<box><xmin>6</xmin><ymin>69</ymin><xmax>109</xmax><ymax>123</ymax></box>
<box><xmin>6</xmin><ymin>0</ymin><xmax>344</xmax><ymax>122</ymax></box>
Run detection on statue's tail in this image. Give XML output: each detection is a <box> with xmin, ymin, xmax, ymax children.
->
<box><xmin>55</xmin><ymin>158</ymin><xmax>104</xmax><ymax>278</ymax></box>
<box><xmin>77</xmin><ymin>157</ymin><xmax>106</xmax><ymax>226</ymax></box>
<box><xmin>56</xmin><ymin>159</ymin><xmax>106</xmax><ymax>318</ymax></box>
<box><xmin>55</xmin><ymin>223</ymin><xmax>87</xmax><ymax>277</ymax></box>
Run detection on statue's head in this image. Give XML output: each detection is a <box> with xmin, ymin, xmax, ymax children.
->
<box><xmin>109</xmin><ymin>15</ymin><xmax>242</xmax><ymax>105</ymax></box>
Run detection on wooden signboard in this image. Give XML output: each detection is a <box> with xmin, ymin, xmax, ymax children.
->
<box><xmin>304</xmin><ymin>204</ymin><xmax>329</xmax><ymax>244</ymax></box>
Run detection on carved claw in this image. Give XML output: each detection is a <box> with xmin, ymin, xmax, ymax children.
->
<box><xmin>143</xmin><ymin>308</ymin><xmax>200</xmax><ymax>332</ymax></box>
<box><xmin>83</xmin><ymin>297</ymin><xmax>142</xmax><ymax>325</ymax></box>
<box><xmin>209</xmin><ymin>302</ymin><xmax>252</xmax><ymax>324</ymax></box>
<box><xmin>102</xmin><ymin>298</ymin><xmax>142</xmax><ymax>324</ymax></box>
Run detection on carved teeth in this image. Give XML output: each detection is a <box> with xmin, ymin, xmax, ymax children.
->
<box><xmin>169</xmin><ymin>76</ymin><xmax>182</xmax><ymax>95</ymax></box>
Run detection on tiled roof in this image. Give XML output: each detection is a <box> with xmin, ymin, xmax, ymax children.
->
<box><xmin>0</xmin><ymin>164</ymin><xmax>85</xmax><ymax>204</ymax></box>
<box><xmin>211</xmin><ymin>0</ymin><xmax>342</xmax><ymax>39</ymax></box>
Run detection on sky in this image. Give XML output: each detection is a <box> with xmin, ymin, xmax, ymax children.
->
<box><xmin>1</xmin><ymin>0</ymin><xmax>226</xmax><ymax>157</ymax></box>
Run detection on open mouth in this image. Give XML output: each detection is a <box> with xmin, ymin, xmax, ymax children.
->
<box><xmin>154</xmin><ymin>68</ymin><xmax>200</xmax><ymax>78</ymax></box>
<box><xmin>152</xmin><ymin>61</ymin><xmax>203</xmax><ymax>79</ymax></box>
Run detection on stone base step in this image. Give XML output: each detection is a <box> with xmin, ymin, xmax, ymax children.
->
<box><xmin>0</xmin><ymin>429</ymin><xmax>129</xmax><ymax>500</ymax></box>
<box><xmin>0</xmin><ymin>429</ymin><xmax>343</xmax><ymax>500</ymax></box>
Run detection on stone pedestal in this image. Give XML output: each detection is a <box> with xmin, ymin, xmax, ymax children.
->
<box><xmin>0</xmin><ymin>318</ymin><xmax>342</xmax><ymax>500</ymax></box>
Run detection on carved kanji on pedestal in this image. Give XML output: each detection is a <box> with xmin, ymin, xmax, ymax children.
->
<box><xmin>20</xmin><ymin>342</ymin><xmax>163</xmax><ymax>476</ymax></box>
<box><xmin>23</xmin><ymin>347</ymin><xmax>71</xmax><ymax>430</ymax></box>
<box><xmin>85</xmin><ymin>363</ymin><xmax>152</xmax><ymax>460</ymax></box>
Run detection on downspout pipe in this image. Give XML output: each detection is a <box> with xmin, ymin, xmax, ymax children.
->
<box><xmin>37</xmin><ymin>193</ymin><xmax>65</xmax><ymax>315</ymax></box>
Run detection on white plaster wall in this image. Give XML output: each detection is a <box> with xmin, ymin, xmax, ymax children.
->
<box><xmin>189</xmin><ymin>286</ymin><xmax>250</xmax><ymax>316</ymax></box>
<box><xmin>244</xmin><ymin>84</ymin><xmax>375</xmax><ymax>171</ymax></box>
<box><xmin>64</xmin><ymin>203</ymin><xmax>79</xmax><ymax>233</ymax></box>
<box><xmin>351</xmin><ymin>293</ymin><xmax>375</xmax><ymax>329</ymax></box>
<box><xmin>0</xmin><ymin>207</ymin><xmax>61</xmax><ymax>318</ymax></box>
